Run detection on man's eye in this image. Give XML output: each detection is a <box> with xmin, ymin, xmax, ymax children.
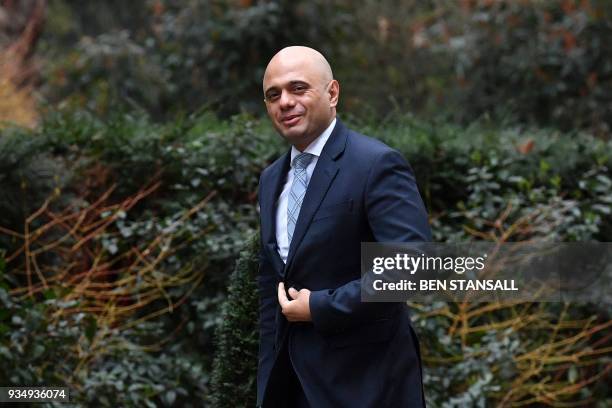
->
<box><xmin>267</xmin><ymin>93</ymin><xmax>280</xmax><ymax>101</ymax></box>
<box><xmin>293</xmin><ymin>86</ymin><xmax>306</xmax><ymax>92</ymax></box>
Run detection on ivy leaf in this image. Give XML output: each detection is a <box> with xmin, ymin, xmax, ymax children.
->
<box><xmin>165</xmin><ymin>390</ymin><xmax>176</xmax><ymax>405</ymax></box>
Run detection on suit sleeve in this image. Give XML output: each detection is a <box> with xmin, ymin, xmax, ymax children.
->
<box><xmin>256</xmin><ymin>176</ymin><xmax>277</xmax><ymax>405</ymax></box>
<box><xmin>309</xmin><ymin>149</ymin><xmax>431</xmax><ymax>333</ymax></box>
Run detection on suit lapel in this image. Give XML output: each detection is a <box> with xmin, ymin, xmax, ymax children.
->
<box><xmin>284</xmin><ymin>119</ymin><xmax>348</xmax><ymax>274</ymax></box>
<box><xmin>261</xmin><ymin>151</ymin><xmax>290</xmax><ymax>248</ymax></box>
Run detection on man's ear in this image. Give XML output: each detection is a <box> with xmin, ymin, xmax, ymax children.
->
<box><xmin>328</xmin><ymin>79</ymin><xmax>340</xmax><ymax>108</ymax></box>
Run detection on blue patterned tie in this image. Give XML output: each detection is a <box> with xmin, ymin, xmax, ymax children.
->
<box><xmin>287</xmin><ymin>152</ymin><xmax>315</xmax><ymax>245</ymax></box>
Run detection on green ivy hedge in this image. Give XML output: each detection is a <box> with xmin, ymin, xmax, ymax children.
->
<box><xmin>1</xmin><ymin>111</ymin><xmax>611</xmax><ymax>406</ymax></box>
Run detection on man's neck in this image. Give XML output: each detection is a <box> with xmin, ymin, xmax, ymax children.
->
<box><xmin>293</xmin><ymin>117</ymin><xmax>336</xmax><ymax>152</ymax></box>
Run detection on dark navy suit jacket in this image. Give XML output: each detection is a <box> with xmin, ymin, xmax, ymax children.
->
<box><xmin>257</xmin><ymin>119</ymin><xmax>432</xmax><ymax>407</ymax></box>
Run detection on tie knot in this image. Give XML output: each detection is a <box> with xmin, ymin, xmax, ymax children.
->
<box><xmin>292</xmin><ymin>152</ymin><xmax>314</xmax><ymax>170</ymax></box>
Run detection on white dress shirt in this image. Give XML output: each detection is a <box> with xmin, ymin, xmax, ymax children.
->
<box><xmin>275</xmin><ymin>117</ymin><xmax>337</xmax><ymax>263</ymax></box>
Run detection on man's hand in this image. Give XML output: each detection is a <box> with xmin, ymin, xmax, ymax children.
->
<box><xmin>278</xmin><ymin>282</ymin><xmax>312</xmax><ymax>322</ymax></box>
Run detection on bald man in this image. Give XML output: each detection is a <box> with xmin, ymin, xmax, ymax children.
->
<box><xmin>257</xmin><ymin>46</ymin><xmax>431</xmax><ymax>407</ymax></box>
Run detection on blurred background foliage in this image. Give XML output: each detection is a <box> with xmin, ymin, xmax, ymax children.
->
<box><xmin>1</xmin><ymin>0</ymin><xmax>611</xmax><ymax>406</ymax></box>
<box><xmin>28</xmin><ymin>0</ymin><xmax>612</xmax><ymax>136</ymax></box>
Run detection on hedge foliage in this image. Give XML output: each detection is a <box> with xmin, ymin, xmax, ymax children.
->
<box><xmin>1</xmin><ymin>111</ymin><xmax>611</xmax><ymax>406</ymax></box>
<box><xmin>0</xmin><ymin>111</ymin><xmax>281</xmax><ymax>407</ymax></box>
<box><xmin>208</xmin><ymin>233</ymin><xmax>260</xmax><ymax>408</ymax></box>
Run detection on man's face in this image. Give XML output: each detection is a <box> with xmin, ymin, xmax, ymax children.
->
<box><xmin>263</xmin><ymin>58</ymin><xmax>337</xmax><ymax>150</ymax></box>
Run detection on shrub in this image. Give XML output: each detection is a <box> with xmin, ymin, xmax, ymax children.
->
<box><xmin>208</xmin><ymin>233</ymin><xmax>260</xmax><ymax>408</ymax></box>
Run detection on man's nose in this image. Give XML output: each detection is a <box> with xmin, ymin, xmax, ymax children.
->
<box><xmin>279</xmin><ymin>90</ymin><xmax>296</xmax><ymax>109</ymax></box>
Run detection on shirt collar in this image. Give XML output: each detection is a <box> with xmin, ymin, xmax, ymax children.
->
<box><xmin>290</xmin><ymin>117</ymin><xmax>337</xmax><ymax>166</ymax></box>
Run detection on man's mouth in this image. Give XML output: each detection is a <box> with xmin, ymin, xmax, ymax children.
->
<box><xmin>281</xmin><ymin>115</ymin><xmax>302</xmax><ymax>126</ymax></box>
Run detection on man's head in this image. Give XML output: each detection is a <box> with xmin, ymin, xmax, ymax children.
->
<box><xmin>262</xmin><ymin>46</ymin><xmax>339</xmax><ymax>151</ymax></box>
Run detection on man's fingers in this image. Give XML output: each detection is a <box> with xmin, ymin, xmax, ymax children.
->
<box><xmin>278</xmin><ymin>283</ymin><xmax>312</xmax><ymax>321</ymax></box>
<box><xmin>278</xmin><ymin>282</ymin><xmax>289</xmax><ymax>306</ymax></box>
